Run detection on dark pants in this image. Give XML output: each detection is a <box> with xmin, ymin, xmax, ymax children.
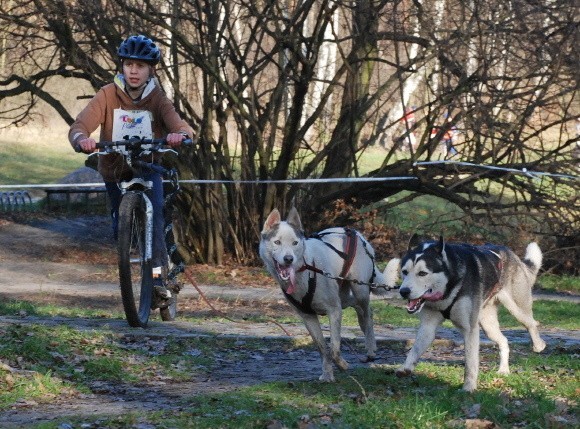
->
<box><xmin>105</xmin><ymin>172</ymin><xmax>168</xmax><ymax>268</ymax></box>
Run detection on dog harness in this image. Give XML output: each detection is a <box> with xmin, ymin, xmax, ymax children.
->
<box><xmin>283</xmin><ymin>264</ymin><xmax>318</xmax><ymax>315</ymax></box>
<box><xmin>484</xmin><ymin>250</ymin><xmax>504</xmax><ymax>301</ymax></box>
<box><xmin>309</xmin><ymin>228</ymin><xmax>378</xmax><ymax>283</ymax></box>
<box><xmin>309</xmin><ymin>228</ymin><xmax>360</xmax><ymax>286</ymax></box>
<box><xmin>287</xmin><ymin>228</ymin><xmax>367</xmax><ymax>315</ymax></box>
<box><xmin>440</xmin><ymin>288</ymin><xmax>463</xmax><ymax>320</ymax></box>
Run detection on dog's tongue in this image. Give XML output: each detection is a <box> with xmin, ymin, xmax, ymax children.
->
<box><xmin>423</xmin><ymin>290</ymin><xmax>444</xmax><ymax>301</ymax></box>
<box><xmin>277</xmin><ymin>264</ymin><xmax>297</xmax><ymax>294</ymax></box>
<box><xmin>287</xmin><ymin>268</ymin><xmax>296</xmax><ymax>294</ymax></box>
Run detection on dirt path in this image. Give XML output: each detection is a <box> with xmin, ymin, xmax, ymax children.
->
<box><xmin>0</xmin><ymin>214</ymin><xmax>395</xmax><ymax>427</ymax></box>
<box><xmin>0</xmin><ymin>214</ymin><xmax>578</xmax><ymax>427</ymax></box>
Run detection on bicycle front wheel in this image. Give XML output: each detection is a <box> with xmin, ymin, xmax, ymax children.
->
<box><xmin>118</xmin><ymin>192</ymin><xmax>153</xmax><ymax>327</ymax></box>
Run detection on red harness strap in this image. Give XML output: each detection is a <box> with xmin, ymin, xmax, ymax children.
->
<box><xmin>338</xmin><ymin>228</ymin><xmax>358</xmax><ymax>286</ymax></box>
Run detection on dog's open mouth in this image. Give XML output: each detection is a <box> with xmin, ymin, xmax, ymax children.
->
<box><xmin>274</xmin><ymin>260</ymin><xmax>297</xmax><ymax>294</ymax></box>
<box><xmin>406</xmin><ymin>298</ymin><xmax>425</xmax><ymax>314</ymax></box>
<box><xmin>406</xmin><ymin>289</ymin><xmax>444</xmax><ymax>314</ymax></box>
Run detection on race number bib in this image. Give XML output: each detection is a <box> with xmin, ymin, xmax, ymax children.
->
<box><xmin>112</xmin><ymin>109</ymin><xmax>153</xmax><ymax>141</ymax></box>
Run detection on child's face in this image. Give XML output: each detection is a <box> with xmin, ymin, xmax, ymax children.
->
<box><xmin>122</xmin><ymin>60</ymin><xmax>152</xmax><ymax>89</ymax></box>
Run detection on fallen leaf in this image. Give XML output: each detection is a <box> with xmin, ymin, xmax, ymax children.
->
<box><xmin>465</xmin><ymin>419</ymin><xmax>498</xmax><ymax>429</ymax></box>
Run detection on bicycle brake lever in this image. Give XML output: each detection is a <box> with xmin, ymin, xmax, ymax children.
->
<box><xmin>76</xmin><ymin>146</ymin><xmax>106</xmax><ymax>156</ymax></box>
<box><xmin>88</xmin><ymin>150</ymin><xmax>110</xmax><ymax>157</ymax></box>
<box><xmin>157</xmin><ymin>148</ymin><xmax>178</xmax><ymax>155</ymax></box>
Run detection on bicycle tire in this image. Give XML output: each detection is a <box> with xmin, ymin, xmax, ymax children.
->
<box><xmin>118</xmin><ymin>192</ymin><xmax>153</xmax><ymax>327</ymax></box>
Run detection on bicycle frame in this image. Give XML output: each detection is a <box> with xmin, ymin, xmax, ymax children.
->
<box><xmin>83</xmin><ymin>137</ymin><xmax>192</xmax><ymax>327</ymax></box>
<box><xmin>91</xmin><ymin>139</ymin><xmax>175</xmax><ymax>263</ymax></box>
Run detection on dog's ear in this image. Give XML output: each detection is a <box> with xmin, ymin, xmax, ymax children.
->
<box><xmin>407</xmin><ymin>233</ymin><xmax>421</xmax><ymax>251</ymax></box>
<box><xmin>433</xmin><ymin>235</ymin><xmax>445</xmax><ymax>254</ymax></box>
<box><xmin>262</xmin><ymin>209</ymin><xmax>281</xmax><ymax>233</ymax></box>
<box><xmin>286</xmin><ymin>207</ymin><xmax>303</xmax><ymax>232</ymax></box>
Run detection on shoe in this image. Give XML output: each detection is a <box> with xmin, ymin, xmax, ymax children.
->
<box><xmin>166</xmin><ymin>277</ymin><xmax>183</xmax><ymax>295</ymax></box>
<box><xmin>152</xmin><ymin>277</ymin><xmax>173</xmax><ymax>309</ymax></box>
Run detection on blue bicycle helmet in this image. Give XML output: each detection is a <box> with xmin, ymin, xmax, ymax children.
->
<box><xmin>117</xmin><ymin>35</ymin><xmax>161</xmax><ymax>65</ymax></box>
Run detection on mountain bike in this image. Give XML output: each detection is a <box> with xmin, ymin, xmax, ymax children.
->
<box><xmin>87</xmin><ymin>137</ymin><xmax>191</xmax><ymax>327</ymax></box>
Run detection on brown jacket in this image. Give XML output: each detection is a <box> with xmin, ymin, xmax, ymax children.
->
<box><xmin>68</xmin><ymin>76</ymin><xmax>194</xmax><ymax>182</ymax></box>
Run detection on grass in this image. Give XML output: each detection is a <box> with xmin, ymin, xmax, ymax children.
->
<box><xmin>0</xmin><ymin>138</ymin><xmax>84</xmax><ymax>186</ymax></box>
<box><xmin>0</xmin><ymin>324</ymin><xmax>220</xmax><ymax>386</ymax></box>
<box><xmin>361</xmin><ymin>297</ymin><xmax>580</xmax><ymax>330</ymax></box>
<box><xmin>1</xmin><ymin>292</ymin><xmax>577</xmax><ymax>330</ymax></box>
<box><xmin>382</xmin><ymin>192</ymin><xmax>467</xmax><ymax>236</ymax></box>
<box><xmin>539</xmin><ymin>274</ymin><xmax>580</xmax><ymax>295</ymax></box>
<box><xmin>0</xmin><ymin>299</ymin><xmax>122</xmax><ymax>320</ymax></box>
<box><xmin>0</xmin><ymin>322</ymin><xmax>577</xmax><ymax>428</ymax></box>
<box><xmin>0</xmin><ymin>276</ymin><xmax>577</xmax><ymax>427</ymax></box>
<box><xmin>498</xmin><ymin>300</ymin><xmax>579</xmax><ymax>330</ymax></box>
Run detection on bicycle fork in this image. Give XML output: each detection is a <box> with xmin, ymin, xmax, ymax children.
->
<box><xmin>142</xmin><ymin>195</ymin><xmax>154</xmax><ymax>262</ymax></box>
<box><xmin>120</xmin><ymin>179</ymin><xmax>154</xmax><ymax>262</ymax></box>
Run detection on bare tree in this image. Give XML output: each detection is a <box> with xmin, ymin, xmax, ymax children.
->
<box><xmin>0</xmin><ymin>0</ymin><xmax>577</xmax><ymax>271</ymax></box>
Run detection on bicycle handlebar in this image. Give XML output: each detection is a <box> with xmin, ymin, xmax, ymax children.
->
<box><xmin>74</xmin><ymin>137</ymin><xmax>194</xmax><ymax>153</ymax></box>
<box><xmin>95</xmin><ymin>137</ymin><xmax>194</xmax><ymax>150</ymax></box>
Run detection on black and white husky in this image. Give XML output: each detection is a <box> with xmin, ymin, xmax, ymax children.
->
<box><xmin>396</xmin><ymin>235</ymin><xmax>546</xmax><ymax>391</ymax></box>
<box><xmin>259</xmin><ymin>208</ymin><xmax>399</xmax><ymax>382</ymax></box>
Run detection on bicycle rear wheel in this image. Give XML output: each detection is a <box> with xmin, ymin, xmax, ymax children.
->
<box><xmin>118</xmin><ymin>192</ymin><xmax>153</xmax><ymax>327</ymax></box>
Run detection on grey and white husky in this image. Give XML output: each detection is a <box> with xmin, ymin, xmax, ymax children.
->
<box><xmin>396</xmin><ymin>235</ymin><xmax>546</xmax><ymax>391</ymax></box>
<box><xmin>259</xmin><ymin>208</ymin><xmax>399</xmax><ymax>382</ymax></box>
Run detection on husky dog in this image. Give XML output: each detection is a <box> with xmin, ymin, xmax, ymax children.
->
<box><xmin>259</xmin><ymin>208</ymin><xmax>399</xmax><ymax>382</ymax></box>
<box><xmin>396</xmin><ymin>235</ymin><xmax>546</xmax><ymax>392</ymax></box>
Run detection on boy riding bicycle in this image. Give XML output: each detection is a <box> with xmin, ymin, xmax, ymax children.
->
<box><xmin>69</xmin><ymin>35</ymin><xmax>195</xmax><ymax>305</ymax></box>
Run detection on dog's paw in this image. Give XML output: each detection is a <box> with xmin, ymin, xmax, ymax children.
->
<box><xmin>533</xmin><ymin>340</ymin><xmax>547</xmax><ymax>353</ymax></box>
<box><xmin>360</xmin><ymin>355</ymin><xmax>375</xmax><ymax>363</ymax></box>
<box><xmin>319</xmin><ymin>373</ymin><xmax>335</xmax><ymax>383</ymax></box>
<box><xmin>395</xmin><ymin>367</ymin><xmax>413</xmax><ymax>378</ymax></box>
<box><xmin>461</xmin><ymin>383</ymin><xmax>477</xmax><ymax>393</ymax></box>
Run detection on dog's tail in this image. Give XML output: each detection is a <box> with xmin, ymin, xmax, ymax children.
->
<box><xmin>372</xmin><ymin>258</ymin><xmax>400</xmax><ymax>296</ymax></box>
<box><xmin>523</xmin><ymin>242</ymin><xmax>542</xmax><ymax>277</ymax></box>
